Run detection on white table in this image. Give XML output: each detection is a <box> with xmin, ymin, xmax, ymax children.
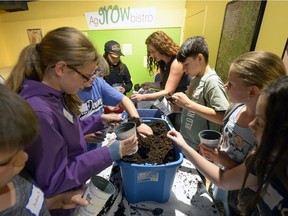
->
<box><xmin>97</xmin><ymin>158</ymin><xmax>220</xmax><ymax>216</ymax></box>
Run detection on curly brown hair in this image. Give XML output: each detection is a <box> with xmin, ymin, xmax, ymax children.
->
<box><xmin>145</xmin><ymin>31</ymin><xmax>179</xmax><ymax>75</ymax></box>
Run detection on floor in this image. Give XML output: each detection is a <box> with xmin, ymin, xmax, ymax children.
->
<box><xmin>206</xmin><ymin>179</ymin><xmax>226</xmax><ymax>216</ymax></box>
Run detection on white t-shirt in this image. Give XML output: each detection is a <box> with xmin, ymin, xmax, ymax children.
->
<box><xmin>221</xmin><ymin>104</ymin><xmax>255</xmax><ymax>164</ymax></box>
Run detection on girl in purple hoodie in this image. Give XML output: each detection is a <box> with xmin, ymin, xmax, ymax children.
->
<box><xmin>5</xmin><ymin>27</ymin><xmax>138</xmax><ymax>216</ymax></box>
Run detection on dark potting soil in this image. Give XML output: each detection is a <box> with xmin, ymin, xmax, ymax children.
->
<box><xmin>121</xmin><ymin>120</ymin><xmax>176</xmax><ymax>165</ymax></box>
<box><xmin>98</xmin><ymin>120</ymin><xmax>177</xmax><ymax>215</ymax></box>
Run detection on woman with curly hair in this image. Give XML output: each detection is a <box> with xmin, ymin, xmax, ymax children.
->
<box><xmin>130</xmin><ymin>31</ymin><xmax>189</xmax><ymax>105</ymax></box>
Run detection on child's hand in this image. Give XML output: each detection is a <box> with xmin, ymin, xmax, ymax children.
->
<box><xmin>120</xmin><ymin>134</ymin><xmax>138</xmax><ymax>156</ymax></box>
<box><xmin>46</xmin><ymin>189</ymin><xmax>88</xmax><ymax>210</ymax></box>
<box><xmin>118</xmin><ymin>86</ymin><xmax>125</xmax><ymax>94</ymax></box>
<box><xmin>136</xmin><ymin>123</ymin><xmax>153</xmax><ymax>138</ymax></box>
<box><xmin>101</xmin><ymin>113</ymin><xmax>123</xmax><ymax>126</ymax></box>
<box><xmin>166</xmin><ymin>130</ymin><xmax>187</xmax><ymax>149</ymax></box>
<box><xmin>198</xmin><ymin>143</ymin><xmax>218</xmax><ymax>161</ymax></box>
<box><xmin>171</xmin><ymin>92</ymin><xmax>191</xmax><ymax>109</ymax></box>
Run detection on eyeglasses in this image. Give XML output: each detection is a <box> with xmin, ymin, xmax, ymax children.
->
<box><xmin>67</xmin><ymin>65</ymin><xmax>91</xmax><ymax>82</ymax></box>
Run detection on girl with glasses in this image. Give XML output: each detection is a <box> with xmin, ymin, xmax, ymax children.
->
<box><xmin>5</xmin><ymin>27</ymin><xmax>138</xmax><ymax>216</ymax></box>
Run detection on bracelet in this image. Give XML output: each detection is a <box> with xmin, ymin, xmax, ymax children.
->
<box><xmin>128</xmin><ymin>117</ymin><xmax>142</xmax><ymax>127</ymax></box>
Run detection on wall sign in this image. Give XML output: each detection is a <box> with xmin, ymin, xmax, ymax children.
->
<box><xmin>85</xmin><ymin>5</ymin><xmax>156</xmax><ymax>30</ymax></box>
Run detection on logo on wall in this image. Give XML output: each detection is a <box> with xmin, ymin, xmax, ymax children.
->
<box><xmin>84</xmin><ymin>5</ymin><xmax>156</xmax><ymax>30</ymax></box>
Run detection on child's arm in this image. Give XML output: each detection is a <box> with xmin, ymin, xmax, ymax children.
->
<box><xmin>46</xmin><ymin>189</ymin><xmax>88</xmax><ymax>210</ymax></box>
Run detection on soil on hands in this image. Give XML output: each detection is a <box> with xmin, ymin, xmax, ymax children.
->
<box><xmin>121</xmin><ymin>120</ymin><xmax>176</xmax><ymax>165</ymax></box>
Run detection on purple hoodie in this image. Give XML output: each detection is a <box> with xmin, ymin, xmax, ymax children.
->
<box><xmin>20</xmin><ymin>80</ymin><xmax>113</xmax><ymax>198</ymax></box>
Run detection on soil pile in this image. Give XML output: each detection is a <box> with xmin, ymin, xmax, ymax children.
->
<box><xmin>121</xmin><ymin>120</ymin><xmax>176</xmax><ymax>164</ymax></box>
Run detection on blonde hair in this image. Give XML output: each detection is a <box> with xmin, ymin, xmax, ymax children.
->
<box><xmin>5</xmin><ymin>27</ymin><xmax>99</xmax><ymax>115</ymax></box>
<box><xmin>229</xmin><ymin>51</ymin><xmax>287</xmax><ymax>88</ymax></box>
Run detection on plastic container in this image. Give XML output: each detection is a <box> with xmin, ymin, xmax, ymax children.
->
<box><xmin>117</xmin><ymin>118</ymin><xmax>183</xmax><ymax>203</ymax></box>
<box><xmin>198</xmin><ymin>130</ymin><xmax>222</xmax><ymax>148</ymax></box>
<box><xmin>166</xmin><ymin>112</ymin><xmax>182</xmax><ymax>131</ymax></box>
<box><xmin>122</xmin><ymin>109</ymin><xmax>163</xmax><ymax>119</ymax></box>
<box><xmin>137</xmin><ymin>109</ymin><xmax>162</xmax><ymax>118</ymax></box>
<box><xmin>153</xmin><ymin>96</ymin><xmax>171</xmax><ymax>116</ymax></box>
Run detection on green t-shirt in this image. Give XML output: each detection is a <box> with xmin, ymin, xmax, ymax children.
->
<box><xmin>180</xmin><ymin>69</ymin><xmax>229</xmax><ymax>149</ymax></box>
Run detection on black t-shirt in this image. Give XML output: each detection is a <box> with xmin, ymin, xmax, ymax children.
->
<box><xmin>104</xmin><ymin>63</ymin><xmax>133</xmax><ymax>95</ymax></box>
<box><xmin>159</xmin><ymin>56</ymin><xmax>189</xmax><ymax>93</ymax></box>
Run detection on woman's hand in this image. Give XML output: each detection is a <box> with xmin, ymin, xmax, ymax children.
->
<box><xmin>136</xmin><ymin>123</ymin><xmax>153</xmax><ymax>138</ymax></box>
<box><xmin>84</xmin><ymin>131</ymin><xmax>106</xmax><ymax>143</ymax></box>
<box><xmin>46</xmin><ymin>189</ymin><xmax>88</xmax><ymax>210</ymax></box>
<box><xmin>130</xmin><ymin>93</ymin><xmax>144</xmax><ymax>103</ymax></box>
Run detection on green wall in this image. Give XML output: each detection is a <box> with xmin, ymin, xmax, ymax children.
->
<box><xmin>87</xmin><ymin>27</ymin><xmax>181</xmax><ymax>95</ymax></box>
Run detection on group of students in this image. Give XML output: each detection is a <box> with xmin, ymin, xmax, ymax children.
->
<box><xmin>169</xmin><ymin>49</ymin><xmax>287</xmax><ymax>215</ymax></box>
<box><xmin>0</xmin><ymin>26</ymin><xmax>287</xmax><ymax>216</ymax></box>
<box><xmin>140</xmin><ymin>32</ymin><xmax>288</xmax><ymax>215</ymax></box>
<box><xmin>132</xmin><ymin>31</ymin><xmax>288</xmax><ymax>215</ymax></box>
<box><xmin>1</xmin><ymin>27</ymin><xmax>151</xmax><ymax>216</ymax></box>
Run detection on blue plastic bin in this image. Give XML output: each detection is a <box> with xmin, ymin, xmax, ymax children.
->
<box><xmin>117</xmin><ymin>118</ymin><xmax>183</xmax><ymax>203</ymax></box>
<box><xmin>122</xmin><ymin>109</ymin><xmax>162</xmax><ymax>119</ymax></box>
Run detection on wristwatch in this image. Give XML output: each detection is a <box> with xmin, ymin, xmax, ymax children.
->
<box><xmin>128</xmin><ymin>117</ymin><xmax>142</xmax><ymax>127</ymax></box>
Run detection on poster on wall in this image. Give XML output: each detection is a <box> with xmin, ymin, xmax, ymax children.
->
<box><xmin>27</xmin><ymin>28</ymin><xmax>42</xmax><ymax>44</ymax></box>
<box><xmin>215</xmin><ymin>0</ymin><xmax>266</xmax><ymax>82</ymax></box>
